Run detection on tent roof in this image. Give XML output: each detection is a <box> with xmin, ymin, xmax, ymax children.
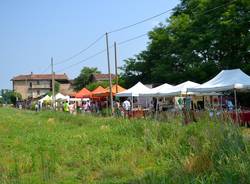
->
<box><xmin>116</xmin><ymin>82</ymin><xmax>151</xmax><ymax>97</ymax></box>
<box><xmin>75</xmin><ymin>88</ymin><xmax>92</xmax><ymax>98</ymax></box>
<box><xmin>106</xmin><ymin>84</ymin><xmax>126</xmax><ymax>94</ymax></box>
<box><xmin>38</xmin><ymin>95</ymin><xmax>52</xmax><ymax>102</ymax></box>
<box><xmin>157</xmin><ymin>81</ymin><xmax>200</xmax><ymax>96</ymax></box>
<box><xmin>140</xmin><ymin>83</ymin><xmax>173</xmax><ymax>96</ymax></box>
<box><xmin>92</xmin><ymin>86</ymin><xmax>109</xmax><ymax>96</ymax></box>
<box><xmin>188</xmin><ymin>69</ymin><xmax>250</xmax><ymax>93</ymax></box>
<box><xmin>55</xmin><ymin>93</ymin><xmax>69</xmax><ymax>101</ymax></box>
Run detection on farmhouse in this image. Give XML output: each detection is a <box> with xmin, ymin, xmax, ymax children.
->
<box><xmin>11</xmin><ymin>73</ymin><xmax>71</xmax><ymax>99</ymax></box>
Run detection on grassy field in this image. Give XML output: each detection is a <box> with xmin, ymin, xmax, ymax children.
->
<box><xmin>0</xmin><ymin>108</ymin><xmax>249</xmax><ymax>184</ymax></box>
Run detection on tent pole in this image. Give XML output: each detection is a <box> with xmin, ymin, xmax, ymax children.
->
<box><xmin>234</xmin><ymin>89</ymin><xmax>238</xmax><ymax>123</ymax></box>
<box><xmin>155</xmin><ymin>97</ymin><xmax>159</xmax><ymax>120</ymax></box>
<box><xmin>138</xmin><ymin>96</ymin><xmax>140</xmax><ymax>108</ymax></box>
<box><xmin>220</xmin><ymin>95</ymin><xmax>223</xmax><ymax>110</ymax></box>
<box><xmin>131</xmin><ymin>96</ymin><xmax>133</xmax><ymax>118</ymax></box>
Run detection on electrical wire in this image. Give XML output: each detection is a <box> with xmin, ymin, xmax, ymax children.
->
<box><xmin>56</xmin><ymin>32</ymin><xmax>149</xmax><ymax>72</ymax></box>
<box><xmin>56</xmin><ymin>49</ymin><xmax>107</xmax><ymax>73</ymax></box>
<box><xmin>55</xmin><ymin>0</ymin><xmax>237</xmax><ymax>72</ymax></box>
<box><xmin>118</xmin><ymin>33</ymin><xmax>148</xmax><ymax>45</ymax></box>
<box><xmin>54</xmin><ymin>33</ymin><xmax>105</xmax><ymax>65</ymax></box>
<box><xmin>40</xmin><ymin>64</ymin><xmax>51</xmax><ymax>74</ymax></box>
<box><xmin>108</xmin><ymin>9</ymin><xmax>173</xmax><ymax>34</ymax></box>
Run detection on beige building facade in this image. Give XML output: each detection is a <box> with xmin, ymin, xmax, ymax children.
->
<box><xmin>12</xmin><ymin>73</ymin><xmax>70</xmax><ymax>99</ymax></box>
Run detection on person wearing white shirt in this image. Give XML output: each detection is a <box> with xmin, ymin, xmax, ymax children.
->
<box><xmin>122</xmin><ymin>99</ymin><xmax>131</xmax><ymax>117</ymax></box>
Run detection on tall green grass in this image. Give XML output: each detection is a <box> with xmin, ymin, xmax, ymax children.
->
<box><xmin>0</xmin><ymin>107</ymin><xmax>249</xmax><ymax>183</ymax></box>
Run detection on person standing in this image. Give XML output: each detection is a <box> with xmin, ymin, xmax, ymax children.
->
<box><xmin>35</xmin><ymin>103</ymin><xmax>39</xmax><ymax>112</ymax></box>
<box><xmin>114</xmin><ymin>100</ymin><xmax>121</xmax><ymax>117</ymax></box>
<box><xmin>122</xmin><ymin>99</ymin><xmax>131</xmax><ymax>118</ymax></box>
<box><xmin>63</xmin><ymin>101</ymin><xmax>69</xmax><ymax>113</ymax></box>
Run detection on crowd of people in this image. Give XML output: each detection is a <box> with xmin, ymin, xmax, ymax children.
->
<box><xmin>53</xmin><ymin>98</ymin><xmax>134</xmax><ymax>117</ymax></box>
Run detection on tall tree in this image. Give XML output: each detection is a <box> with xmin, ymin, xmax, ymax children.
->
<box><xmin>74</xmin><ymin>67</ymin><xmax>101</xmax><ymax>91</ymax></box>
<box><xmin>120</xmin><ymin>0</ymin><xmax>250</xmax><ymax>87</ymax></box>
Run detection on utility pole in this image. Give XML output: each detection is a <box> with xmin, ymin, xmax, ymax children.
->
<box><xmin>114</xmin><ymin>42</ymin><xmax>118</xmax><ymax>93</ymax></box>
<box><xmin>51</xmin><ymin>57</ymin><xmax>55</xmax><ymax>110</ymax></box>
<box><xmin>105</xmin><ymin>33</ymin><xmax>113</xmax><ymax>115</ymax></box>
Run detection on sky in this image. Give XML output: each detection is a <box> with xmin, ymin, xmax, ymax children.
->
<box><xmin>0</xmin><ymin>0</ymin><xmax>179</xmax><ymax>89</ymax></box>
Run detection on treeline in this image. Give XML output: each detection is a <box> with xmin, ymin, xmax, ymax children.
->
<box><xmin>120</xmin><ymin>0</ymin><xmax>250</xmax><ymax>88</ymax></box>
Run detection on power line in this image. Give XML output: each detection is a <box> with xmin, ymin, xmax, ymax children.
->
<box><xmin>196</xmin><ymin>0</ymin><xmax>237</xmax><ymax>15</ymax></box>
<box><xmin>55</xmin><ymin>0</ymin><xmax>237</xmax><ymax>73</ymax></box>
<box><xmin>56</xmin><ymin>33</ymin><xmax>149</xmax><ymax>72</ymax></box>
<box><xmin>108</xmin><ymin>9</ymin><xmax>173</xmax><ymax>34</ymax></box>
<box><xmin>118</xmin><ymin>33</ymin><xmax>148</xmax><ymax>45</ymax></box>
<box><xmin>56</xmin><ymin>49</ymin><xmax>107</xmax><ymax>72</ymax></box>
<box><xmin>40</xmin><ymin>64</ymin><xmax>51</xmax><ymax>74</ymax></box>
<box><xmin>54</xmin><ymin>33</ymin><xmax>105</xmax><ymax>65</ymax></box>
<box><xmin>53</xmin><ymin>9</ymin><xmax>171</xmax><ymax>65</ymax></box>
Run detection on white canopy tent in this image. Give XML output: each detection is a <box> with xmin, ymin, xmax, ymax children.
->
<box><xmin>156</xmin><ymin>81</ymin><xmax>200</xmax><ymax>97</ymax></box>
<box><xmin>116</xmin><ymin>82</ymin><xmax>151</xmax><ymax>110</ymax></box>
<box><xmin>38</xmin><ymin>95</ymin><xmax>52</xmax><ymax>103</ymax></box>
<box><xmin>55</xmin><ymin>93</ymin><xmax>70</xmax><ymax>101</ymax></box>
<box><xmin>116</xmin><ymin>82</ymin><xmax>151</xmax><ymax>97</ymax></box>
<box><xmin>188</xmin><ymin>69</ymin><xmax>250</xmax><ymax>93</ymax></box>
<box><xmin>188</xmin><ymin>69</ymin><xmax>250</xmax><ymax>120</ymax></box>
<box><xmin>140</xmin><ymin>83</ymin><xmax>173</xmax><ymax>97</ymax></box>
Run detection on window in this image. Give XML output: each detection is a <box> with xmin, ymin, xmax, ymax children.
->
<box><xmin>29</xmin><ymin>82</ymin><xmax>32</xmax><ymax>88</ymax></box>
<box><xmin>37</xmin><ymin>80</ymin><xmax>40</xmax><ymax>85</ymax></box>
<box><xmin>37</xmin><ymin>90</ymin><xmax>40</xmax><ymax>95</ymax></box>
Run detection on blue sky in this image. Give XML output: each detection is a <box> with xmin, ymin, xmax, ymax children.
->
<box><xmin>0</xmin><ymin>0</ymin><xmax>179</xmax><ymax>89</ymax></box>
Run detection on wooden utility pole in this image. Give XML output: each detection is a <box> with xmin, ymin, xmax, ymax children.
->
<box><xmin>114</xmin><ymin>42</ymin><xmax>118</xmax><ymax>93</ymax></box>
<box><xmin>51</xmin><ymin>57</ymin><xmax>55</xmax><ymax>109</ymax></box>
<box><xmin>105</xmin><ymin>33</ymin><xmax>113</xmax><ymax>115</ymax></box>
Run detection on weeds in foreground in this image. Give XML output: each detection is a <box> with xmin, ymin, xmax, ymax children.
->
<box><xmin>0</xmin><ymin>108</ymin><xmax>249</xmax><ymax>183</ymax></box>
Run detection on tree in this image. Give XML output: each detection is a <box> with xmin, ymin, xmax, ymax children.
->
<box><xmin>74</xmin><ymin>67</ymin><xmax>101</xmax><ymax>91</ymax></box>
<box><xmin>55</xmin><ymin>81</ymin><xmax>60</xmax><ymax>94</ymax></box>
<box><xmin>120</xmin><ymin>0</ymin><xmax>250</xmax><ymax>87</ymax></box>
<box><xmin>1</xmin><ymin>90</ymin><xmax>22</xmax><ymax>105</ymax></box>
<box><xmin>47</xmin><ymin>81</ymin><xmax>60</xmax><ymax>96</ymax></box>
<box><xmin>86</xmin><ymin>81</ymin><xmax>109</xmax><ymax>91</ymax></box>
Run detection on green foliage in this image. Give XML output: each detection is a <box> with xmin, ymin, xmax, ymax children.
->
<box><xmin>0</xmin><ymin>108</ymin><xmax>249</xmax><ymax>183</ymax></box>
<box><xmin>120</xmin><ymin>0</ymin><xmax>250</xmax><ymax>88</ymax></box>
<box><xmin>1</xmin><ymin>90</ymin><xmax>22</xmax><ymax>105</ymax></box>
<box><xmin>46</xmin><ymin>82</ymin><xmax>60</xmax><ymax>96</ymax></box>
<box><xmin>85</xmin><ymin>79</ymin><xmax>123</xmax><ymax>91</ymax></box>
<box><xmin>54</xmin><ymin>81</ymin><xmax>60</xmax><ymax>94</ymax></box>
<box><xmin>100</xmin><ymin>108</ymin><xmax>112</xmax><ymax>117</ymax></box>
<box><xmin>86</xmin><ymin>81</ymin><xmax>109</xmax><ymax>91</ymax></box>
<box><xmin>74</xmin><ymin>67</ymin><xmax>101</xmax><ymax>91</ymax></box>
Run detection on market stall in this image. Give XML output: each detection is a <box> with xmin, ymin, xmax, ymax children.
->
<box><xmin>188</xmin><ymin>69</ymin><xmax>250</xmax><ymax>123</ymax></box>
<box><xmin>116</xmin><ymin>82</ymin><xmax>151</xmax><ymax>117</ymax></box>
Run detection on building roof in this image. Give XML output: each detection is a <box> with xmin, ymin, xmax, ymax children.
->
<box><xmin>12</xmin><ymin>73</ymin><xmax>69</xmax><ymax>81</ymax></box>
<box><xmin>92</xmin><ymin>74</ymin><xmax>116</xmax><ymax>81</ymax></box>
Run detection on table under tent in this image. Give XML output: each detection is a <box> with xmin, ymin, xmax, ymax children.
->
<box><xmin>140</xmin><ymin>81</ymin><xmax>221</xmax><ymax>113</ymax></box>
<box><xmin>116</xmin><ymin>82</ymin><xmax>151</xmax><ymax>117</ymax></box>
